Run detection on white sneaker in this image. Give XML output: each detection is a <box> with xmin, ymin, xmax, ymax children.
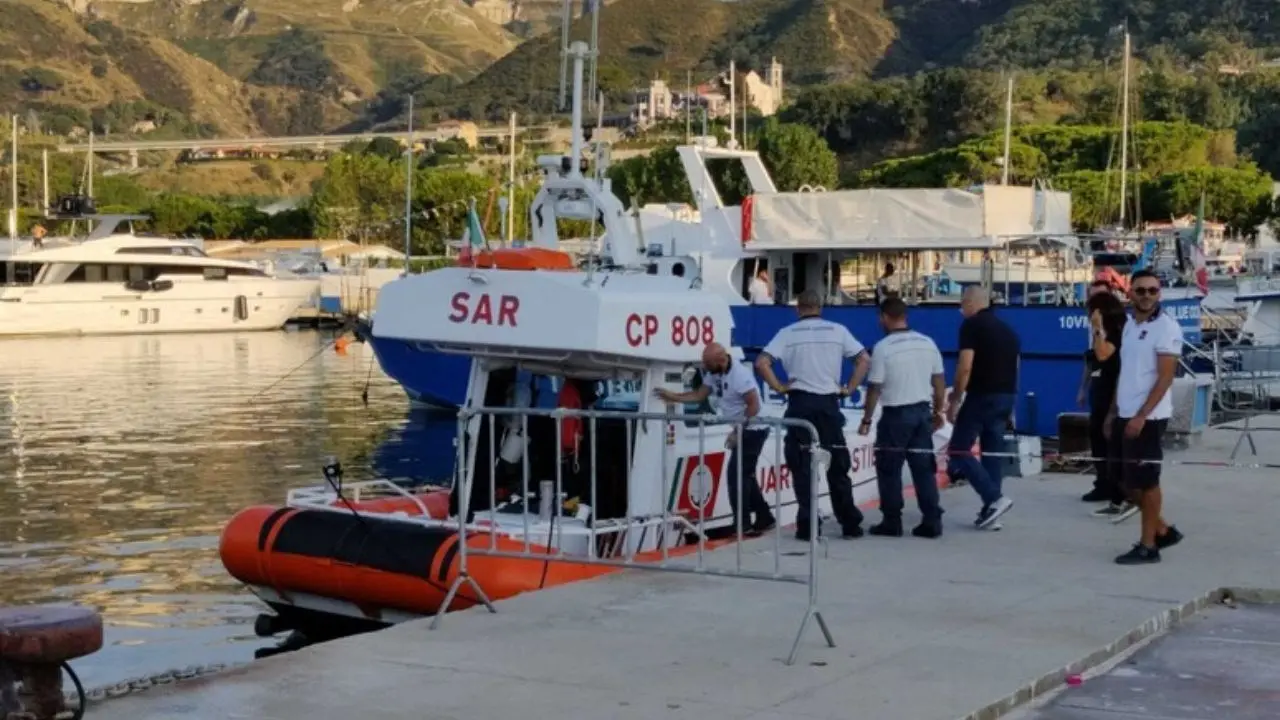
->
<box><xmin>1109</xmin><ymin>502</ymin><xmax>1139</xmax><ymax>524</ymax></box>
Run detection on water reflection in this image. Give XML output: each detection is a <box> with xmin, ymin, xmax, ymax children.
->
<box><xmin>0</xmin><ymin>331</ymin><xmax>429</xmax><ymax>689</ymax></box>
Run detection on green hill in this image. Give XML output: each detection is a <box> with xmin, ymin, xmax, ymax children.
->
<box><xmin>452</xmin><ymin>0</ymin><xmax>900</xmax><ymax>116</ymax></box>
<box><xmin>8</xmin><ymin>0</ymin><xmax>1280</xmax><ymax>146</ymax></box>
<box><xmin>0</xmin><ymin>0</ymin><xmax>516</xmax><ymax>136</ymax></box>
<box><xmin>444</xmin><ymin>0</ymin><xmax>1280</xmax><ymax>122</ymax></box>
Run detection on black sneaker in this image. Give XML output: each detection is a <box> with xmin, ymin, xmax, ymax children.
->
<box><xmin>1115</xmin><ymin>543</ymin><xmax>1161</xmax><ymax>565</ymax></box>
<box><xmin>869</xmin><ymin>521</ymin><xmax>903</xmax><ymax>537</ymax></box>
<box><xmin>974</xmin><ymin>497</ymin><xmax>1013</xmax><ymax>529</ymax></box>
<box><xmin>912</xmin><ymin>523</ymin><xmax>942</xmax><ymax>539</ymax></box>
<box><xmin>752</xmin><ymin>517</ymin><xmax>777</xmax><ymax>536</ymax></box>
<box><xmin>1082</xmin><ymin>488</ymin><xmax>1110</xmax><ymax>503</ymax></box>
<box><xmin>1090</xmin><ymin>499</ymin><xmax>1121</xmax><ymax>515</ymax></box>
<box><xmin>841</xmin><ymin>525</ymin><xmax>864</xmax><ymax>539</ymax></box>
<box><xmin>794</xmin><ymin>527</ymin><xmax>818</xmax><ymax>541</ymax></box>
<box><xmin>1156</xmin><ymin>526</ymin><xmax>1183</xmax><ymax>550</ymax></box>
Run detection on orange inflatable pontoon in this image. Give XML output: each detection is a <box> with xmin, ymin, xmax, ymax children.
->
<box><xmin>219</xmin><ymin>490</ymin><xmax>621</xmax><ymax>641</ymax></box>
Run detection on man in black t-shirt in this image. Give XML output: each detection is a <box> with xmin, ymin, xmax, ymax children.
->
<box><xmin>946</xmin><ymin>287</ymin><xmax>1020</xmax><ymax>530</ymax></box>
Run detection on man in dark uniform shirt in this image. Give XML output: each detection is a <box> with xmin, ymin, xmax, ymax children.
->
<box><xmin>946</xmin><ymin>287</ymin><xmax>1019</xmax><ymax>530</ymax></box>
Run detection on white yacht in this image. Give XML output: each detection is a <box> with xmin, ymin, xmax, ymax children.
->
<box><xmin>0</xmin><ymin>216</ymin><xmax>319</xmax><ymax>337</ymax></box>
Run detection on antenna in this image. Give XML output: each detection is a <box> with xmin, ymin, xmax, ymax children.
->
<box><xmin>587</xmin><ymin>0</ymin><xmax>601</xmax><ymax>112</ymax></box>
<box><xmin>567</xmin><ymin>41</ymin><xmax>589</xmax><ymax>178</ymax></box>
<box><xmin>558</xmin><ymin>0</ymin><xmax>572</xmax><ymax>111</ymax></box>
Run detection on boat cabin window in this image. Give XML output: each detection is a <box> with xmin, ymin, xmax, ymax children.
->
<box><xmin>54</xmin><ymin>262</ymin><xmax>265</xmax><ymax>283</ymax></box>
<box><xmin>2</xmin><ymin>262</ymin><xmax>44</xmax><ymax>286</ymax></box>
<box><xmin>115</xmin><ymin>246</ymin><xmax>207</xmax><ymax>257</ymax></box>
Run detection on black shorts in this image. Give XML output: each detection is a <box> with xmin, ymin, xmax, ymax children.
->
<box><xmin>1112</xmin><ymin>417</ymin><xmax>1168</xmax><ymax>492</ymax></box>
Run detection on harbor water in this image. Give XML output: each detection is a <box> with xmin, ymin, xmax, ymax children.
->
<box><xmin>0</xmin><ymin>331</ymin><xmax>454</xmax><ymax>690</ymax></box>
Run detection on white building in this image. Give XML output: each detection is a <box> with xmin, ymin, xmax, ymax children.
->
<box><xmin>628</xmin><ymin>59</ymin><xmax>784</xmax><ymax>128</ymax></box>
<box><xmin>742</xmin><ymin>57</ymin><xmax>785</xmax><ymax>117</ymax></box>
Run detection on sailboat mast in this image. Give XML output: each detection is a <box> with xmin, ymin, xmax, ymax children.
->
<box><xmin>1119</xmin><ymin>31</ymin><xmax>1130</xmax><ymax>227</ymax></box>
<box><xmin>728</xmin><ymin>60</ymin><xmax>737</xmax><ymax>149</ymax></box>
<box><xmin>9</xmin><ymin>114</ymin><xmax>16</xmax><ymax>244</ymax></box>
<box><xmin>402</xmin><ymin>95</ymin><xmax>414</xmax><ymax>277</ymax></box>
<box><xmin>1001</xmin><ymin>76</ymin><xmax>1013</xmax><ymax>186</ymax></box>
<box><xmin>507</xmin><ymin>111</ymin><xmax>517</xmax><ymax>245</ymax></box>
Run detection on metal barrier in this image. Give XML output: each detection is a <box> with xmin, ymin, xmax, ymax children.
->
<box><xmin>1212</xmin><ymin>342</ymin><xmax>1280</xmax><ymax>459</ymax></box>
<box><xmin>432</xmin><ymin>406</ymin><xmax>836</xmax><ymax>666</ymax></box>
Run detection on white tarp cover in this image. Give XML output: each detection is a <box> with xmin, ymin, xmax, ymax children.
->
<box><xmin>749</xmin><ymin>186</ymin><xmax>1074</xmax><ymax>251</ymax></box>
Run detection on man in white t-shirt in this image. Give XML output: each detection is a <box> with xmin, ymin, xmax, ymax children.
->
<box><xmin>756</xmin><ymin>290</ymin><xmax>869</xmax><ymax>540</ymax></box>
<box><xmin>656</xmin><ymin>343</ymin><xmax>775</xmax><ymax>535</ymax></box>
<box><xmin>1109</xmin><ymin>269</ymin><xmax>1184</xmax><ymax>565</ymax></box>
<box><xmin>748</xmin><ymin>268</ymin><xmax>774</xmax><ymax>304</ymax></box>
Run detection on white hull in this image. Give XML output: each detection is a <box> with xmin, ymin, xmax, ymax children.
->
<box><xmin>0</xmin><ymin>277</ymin><xmax>318</xmax><ymax>337</ymax></box>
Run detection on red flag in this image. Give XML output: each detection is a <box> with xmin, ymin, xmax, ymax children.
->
<box><xmin>741</xmin><ymin>195</ymin><xmax>754</xmax><ymax>246</ymax></box>
<box><xmin>1191</xmin><ymin>243</ymin><xmax>1209</xmax><ymax>294</ymax></box>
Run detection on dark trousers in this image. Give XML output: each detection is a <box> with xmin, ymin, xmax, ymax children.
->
<box><xmin>725</xmin><ymin>428</ymin><xmax>775</xmax><ymax>527</ymax></box>
<box><xmin>874</xmin><ymin>402</ymin><xmax>942</xmax><ymax>525</ymax></box>
<box><xmin>1088</xmin><ymin>385</ymin><xmax>1124</xmax><ymax>504</ymax></box>
<box><xmin>947</xmin><ymin>392</ymin><xmax>1016</xmax><ymax>507</ymax></box>
<box><xmin>785</xmin><ymin>391</ymin><xmax>863</xmax><ymax>534</ymax></box>
<box><xmin>1112</xmin><ymin>417</ymin><xmax>1168</xmax><ymax>493</ymax></box>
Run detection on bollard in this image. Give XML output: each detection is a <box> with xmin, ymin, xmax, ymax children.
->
<box><xmin>0</xmin><ymin>605</ymin><xmax>103</xmax><ymax>719</ymax></box>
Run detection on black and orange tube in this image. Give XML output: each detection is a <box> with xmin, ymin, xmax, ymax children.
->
<box><xmin>219</xmin><ymin>500</ymin><xmax>618</xmax><ymax>616</ymax></box>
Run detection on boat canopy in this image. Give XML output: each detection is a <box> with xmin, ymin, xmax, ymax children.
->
<box><xmin>372</xmin><ymin>267</ymin><xmax>735</xmax><ymax>374</ymax></box>
<box><xmin>748</xmin><ymin>185</ymin><xmax>1074</xmax><ymax>252</ymax></box>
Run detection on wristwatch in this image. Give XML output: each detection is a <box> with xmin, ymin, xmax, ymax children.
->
<box><xmin>859</xmin><ymin>417</ymin><xmax>871</xmax><ymax>427</ymax></box>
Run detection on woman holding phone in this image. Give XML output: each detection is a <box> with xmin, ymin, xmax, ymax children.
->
<box><xmin>1084</xmin><ymin>290</ymin><xmax>1133</xmax><ymax>521</ymax></box>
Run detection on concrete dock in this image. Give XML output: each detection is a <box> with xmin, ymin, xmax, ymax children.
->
<box><xmin>91</xmin><ymin>417</ymin><xmax>1280</xmax><ymax>720</ymax></box>
<box><xmin>1015</xmin><ymin>601</ymin><xmax>1280</xmax><ymax>719</ymax></box>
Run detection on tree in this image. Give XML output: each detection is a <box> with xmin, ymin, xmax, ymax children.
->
<box><xmin>364</xmin><ymin>136</ymin><xmax>405</xmax><ymax>161</ymax></box>
<box><xmin>249</xmin><ymin>28</ymin><xmax>337</xmax><ymax>93</ymax></box>
<box><xmin>607</xmin><ymin>145</ymin><xmax>692</xmax><ymax>208</ymax></box>
<box><xmin>310</xmin><ymin>152</ymin><xmax>406</xmax><ymax>244</ymax></box>
<box><xmin>752</xmin><ymin>119</ymin><xmax>839</xmax><ymax>191</ymax></box>
<box><xmin>413</xmin><ymin>169</ymin><xmax>495</xmax><ymax>254</ymax></box>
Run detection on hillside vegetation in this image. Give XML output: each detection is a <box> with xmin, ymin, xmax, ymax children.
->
<box><xmin>0</xmin><ymin>0</ymin><xmax>260</xmax><ymax>135</ymax></box>
<box><xmin>452</xmin><ymin>0</ymin><xmax>900</xmax><ymax>116</ymax></box>
<box><xmin>449</xmin><ymin>0</ymin><xmax>1280</xmax><ymax>119</ymax></box>
<box><xmin>90</xmin><ymin>0</ymin><xmax>517</xmax><ymax>93</ymax></box>
<box><xmin>1</xmin><ymin>0</ymin><xmax>515</xmax><ymax>136</ymax></box>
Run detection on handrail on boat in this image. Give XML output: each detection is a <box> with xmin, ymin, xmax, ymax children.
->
<box><xmin>287</xmin><ymin>478</ymin><xmax>437</xmax><ymax>519</ymax></box>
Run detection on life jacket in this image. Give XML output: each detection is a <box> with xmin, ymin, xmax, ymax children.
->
<box><xmin>557</xmin><ymin>382</ymin><xmax>584</xmax><ymax>458</ymax></box>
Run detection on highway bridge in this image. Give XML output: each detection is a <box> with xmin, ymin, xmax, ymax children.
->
<box><xmin>55</xmin><ymin>125</ymin><xmax>557</xmax><ymax>154</ymax></box>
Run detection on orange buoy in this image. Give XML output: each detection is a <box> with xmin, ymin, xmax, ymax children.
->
<box><xmin>334</xmin><ymin>335</ymin><xmax>350</xmax><ymax>355</ymax></box>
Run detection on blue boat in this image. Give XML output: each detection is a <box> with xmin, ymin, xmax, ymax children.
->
<box><xmin>362</xmin><ymin>298</ymin><xmax>1202</xmax><ymax>438</ymax></box>
<box><xmin>361</xmin><ymin>77</ymin><xmax>1204</xmax><ymax>439</ymax></box>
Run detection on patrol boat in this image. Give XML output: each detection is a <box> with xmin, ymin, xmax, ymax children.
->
<box><xmin>222</xmin><ymin>259</ymin><xmax>930</xmax><ymax>646</ymax></box>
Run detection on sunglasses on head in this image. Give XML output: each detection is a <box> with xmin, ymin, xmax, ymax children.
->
<box><xmin>1132</xmin><ymin>286</ymin><xmax>1160</xmax><ymax>297</ymax></box>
